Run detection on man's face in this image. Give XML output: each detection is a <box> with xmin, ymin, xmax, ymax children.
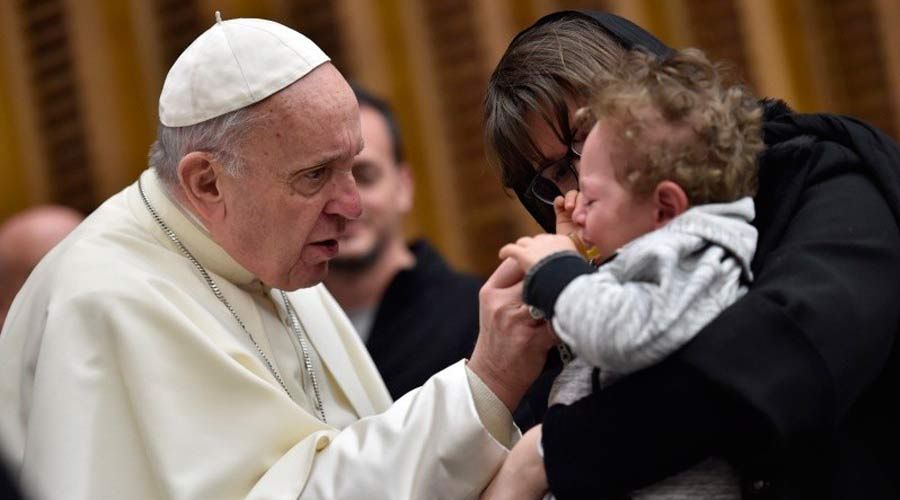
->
<box><xmin>334</xmin><ymin>105</ymin><xmax>412</xmax><ymax>263</ymax></box>
<box><xmin>211</xmin><ymin>64</ymin><xmax>364</xmax><ymax>291</ymax></box>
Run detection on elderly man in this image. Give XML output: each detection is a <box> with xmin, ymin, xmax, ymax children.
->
<box><xmin>0</xmin><ymin>15</ymin><xmax>554</xmax><ymax>500</ymax></box>
<box><xmin>0</xmin><ymin>205</ymin><xmax>82</xmax><ymax>327</ymax></box>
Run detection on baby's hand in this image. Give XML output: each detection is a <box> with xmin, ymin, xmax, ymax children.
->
<box><xmin>499</xmin><ymin>234</ymin><xmax>577</xmax><ymax>272</ymax></box>
<box><xmin>554</xmin><ymin>190</ymin><xmax>579</xmax><ymax>236</ymax></box>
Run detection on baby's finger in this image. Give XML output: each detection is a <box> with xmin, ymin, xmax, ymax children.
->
<box><xmin>553</xmin><ymin>195</ymin><xmax>566</xmax><ymax>214</ymax></box>
<box><xmin>565</xmin><ymin>190</ymin><xmax>579</xmax><ymax>211</ymax></box>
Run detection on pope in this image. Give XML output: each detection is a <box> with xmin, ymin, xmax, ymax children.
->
<box><xmin>0</xmin><ymin>14</ymin><xmax>555</xmax><ymax>500</ymax></box>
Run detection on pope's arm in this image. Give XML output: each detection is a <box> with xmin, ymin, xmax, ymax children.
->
<box><xmin>300</xmin><ymin>257</ymin><xmax>555</xmax><ymax>498</ymax></box>
<box><xmin>300</xmin><ymin>362</ymin><xmax>515</xmax><ymax>498</ymax></box>
<box><xmin>20</xmin><ymin>279</ymin><xmax>516</xmax><ymax>500</ymax></box>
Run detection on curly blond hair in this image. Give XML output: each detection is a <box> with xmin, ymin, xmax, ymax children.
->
<box><xmin>587</xmin><ymin>48</ymin><xmax>764</xmax><ymax>205</ymax></box>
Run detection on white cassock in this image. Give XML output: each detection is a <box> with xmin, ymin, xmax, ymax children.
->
<box><xmin>0</xmin><ymin>169</ymin><xmax>517</xmax><ymax>500</ymax></box>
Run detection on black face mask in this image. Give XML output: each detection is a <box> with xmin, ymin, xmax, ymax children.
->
<box><xmin>508</xmin><ymin>10</ymin><xmax>674</xmax><ymax>233</ymax></box>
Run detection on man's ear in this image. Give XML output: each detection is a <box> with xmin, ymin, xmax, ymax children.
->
<box><xmin>396</xmin><ymin>162</ymin><xmax>415</xmax><ymax>214</ymax></box>
<box><xmin>653</xmin><ymin>180</ymin><xmax>688</xmax><ymax>227</ymax></box>
<box><xmin>177</xmin><ymin>152</ymin><xmax>226</xmax><ymax>224</ymax></box>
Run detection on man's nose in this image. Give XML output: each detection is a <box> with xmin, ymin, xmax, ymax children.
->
<box><xmin>325</xmin><ymin>170</ymin><xmax>362</xmax><ymax>220</ymax></box>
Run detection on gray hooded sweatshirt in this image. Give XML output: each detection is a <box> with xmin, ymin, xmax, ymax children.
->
<box><xmin>546</xmin><ymin>197</ymin><xmax>757</xmax><ymax>499</ymax></box>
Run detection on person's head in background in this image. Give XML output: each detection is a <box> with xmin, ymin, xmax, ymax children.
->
<box><xmin>0</xmin><ymin>205</ymin><xmax>83</xmax><ymax>327</ymax></box>
<box><xmin>484</xmin><ymin>11</ymin><xmax>671</xmax><ymax>233</ymax></box>
<box><xmin>571</xmin><ymin>48</ymin><xmax>763</xmax><ymax>261</ymax></box>
<box><xmin>330</xmin><ymin>85</ymin><xmax>414</xmax><ymax>274</ymax></box>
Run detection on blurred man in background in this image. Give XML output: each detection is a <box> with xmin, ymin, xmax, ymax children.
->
<box><xmin>324</xmin><ymin>86</ymin><xmax>482</xmax><ymax>399</ymax></box>
<box><xmin>0</xmin><ymin>205</ymin><xmax>83</xmax><ymax>328</ymax></box>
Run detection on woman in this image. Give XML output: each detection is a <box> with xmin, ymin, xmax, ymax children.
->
<box><xmin>481</xmin><ymin>10</ymin><xmax>900</xmax><ymax>499</ymax></box>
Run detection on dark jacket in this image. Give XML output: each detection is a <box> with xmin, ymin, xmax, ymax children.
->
<box><xmin>529</xmin><ymin>101</ymin><xmax>900</xmax><ymax>499</ymax></box>
<box><xmin>365</xmin><ymin>240</ymin><xmax>482</xmax><ymax>399</ymax></box>
<box><xmin>0</xmin><ymin>458</ymin><xmax>23</xmax><ymax>500</ymax></box>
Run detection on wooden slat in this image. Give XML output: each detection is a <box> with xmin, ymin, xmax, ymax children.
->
<box><xmin>826</xmin><ymin>0</ymin><xmax>896</xmax><ymax>137</ymax></box>
<box><xmin>383</xmin><ymin>0</ymin><xmax>470</xmax><ymax>271</ymax></box>
<box><xmin>284</xmin><ymin>0</ymin><xmax>350</xmax><ymax>77</ymax></box>
<box><xmin>154</xmin><ymin>0</ymin><xmax>203</xmax><ymax>69</ymax></box>
<box><xmin>0</xmin><ymin>1</ymin><xmax>33</xmax><ymax>220</ymax></box>
<box><xmin>332</xmin><ymin>0</ymin><xmax>390</xmax><ymax>93</ymax></box>
<box><xmin>418</xmin><ymin>0</ymin><xmax>536</xmax><ymax>275</ymax></box>
<box><xmin>66</xmin><ymin>0</ymin><xmax>156</xmax><ymax>198</ymax></box>
<box><xmin>874</xmin><ymin>0</ymin><xmax>900</xmax><ymax>138</ymax></box>
<box><xmin>17</xmin><ymin>0</ymin><xmax>96</xmax><ymax>213</ymax></box>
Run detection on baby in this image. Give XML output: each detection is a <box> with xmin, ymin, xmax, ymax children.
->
<box><xmin>499</xmin><ymin>47</ymin><xmax>764</xmax><ymax>498</ymax></box>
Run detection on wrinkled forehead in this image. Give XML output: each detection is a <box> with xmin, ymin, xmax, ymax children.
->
<box><xmin>244</xmin><ymin>69</ymin><xmax>361</xmax><ymax>169</ymax></box>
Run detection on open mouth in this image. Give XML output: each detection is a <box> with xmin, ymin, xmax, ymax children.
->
<box><xmin>309</xmin><ymin>239</ymin><xmax>339</xmax><ymax>256</ymax></box>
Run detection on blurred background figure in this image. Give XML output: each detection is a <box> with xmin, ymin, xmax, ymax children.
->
<box><xmin>0</xmin><ymin>205</ymin><xmax>83</xmax><ymax>328</ymax></box>
<box><xmin>324</xmin><ymin>86</ymin><xmax>482</xmax><ymax>399</ymax></box>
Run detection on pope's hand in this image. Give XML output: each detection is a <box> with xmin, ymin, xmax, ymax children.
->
<box><xmin>468</xmin><ymin>258</ymin><xmax>557</xmax><ymax>412</ymax></box>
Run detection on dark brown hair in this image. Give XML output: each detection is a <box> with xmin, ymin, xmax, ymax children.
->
<box><xmin>484</xmin><ymin>16</ymin><xmax>625</xmax><ymax>198</ymax></box>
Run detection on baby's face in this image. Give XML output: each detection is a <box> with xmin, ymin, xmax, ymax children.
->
<box><xmin>572</xmin><ymin>120</ymin><xmax>659</xmax><ymax>261</ymax></box>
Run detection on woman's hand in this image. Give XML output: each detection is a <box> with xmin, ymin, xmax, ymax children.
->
<box><xmin>499</xmin><ymin>234</ymin><xmax>576</xmax><ymax>273</ymax></box>
<box><xmin>481</xmin><ymin>425</ymin><xmax>548</xmax><ymax>500</ymax></box>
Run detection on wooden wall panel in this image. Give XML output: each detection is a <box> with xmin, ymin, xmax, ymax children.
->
<box><xmin>154</xmin><ymin>0</ymin><xmax>203</xmax><ymax>70</ymax></box>
<box><xmin>687</xmin><ymin>0</ymin><xmax>752</xmax><ymax>83</ymax></box>
<box><xmin>66</xmin><ymin>0</ymin><xmax>156</xmax><ymax>199</ymax></box>
<box><xmin>417</xmin><ymin>0</ymin><xmax>530</xmax><ymax>275</ymax></box>
<box><xmin>0</xmin><ymin>0</ymin><xmax>45</xmax><ymax>220</ymax></box>
<box><xmin>815</xmin><ymin>0</ymin><xmax>896</xmax><ymax>137</ymax></box>
<box><xmin>332</xmin><ymin>0</ymin><xmax>390</xmax><ymax>93</ymax></box>
<box><xmin>1</xmin><ymin>0</ymin><xmax>898</xmax><ymax>268</ymax></box>
<box><xmin>16</xmin><ymin>0</ymin><xmax>95</xmax><ymax>214</ymax></box>
<box><xmin>874</xmin><ymin>0</ymin><xmax>900</xmax><ymax>138</ymax></box>
<box><xmin>285</xmin><ymin>0</ymin><xmax>351</xmax><ymax>78</ymax></box>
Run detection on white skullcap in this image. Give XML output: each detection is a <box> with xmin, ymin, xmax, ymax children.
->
<box><xmin>159</xmin><ymin>12</ymin><xmax>330</xmax><ymax>127</ymax></box>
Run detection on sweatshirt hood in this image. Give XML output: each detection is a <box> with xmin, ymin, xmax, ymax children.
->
<box><xmin>762</xmin><ymin>101</ymin><xmax>900</xmax><ymax>228</ymax></box>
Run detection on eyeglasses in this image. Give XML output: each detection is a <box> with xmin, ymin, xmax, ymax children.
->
<box><xmin>526</xmin><ymin>139</ymin><xmax>584</xmax><ymax>206</ymax></box>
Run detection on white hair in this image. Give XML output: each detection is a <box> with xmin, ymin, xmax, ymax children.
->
<box><xmin>148</xmin><ymin>107</ymin><xmax>259</xmax><ymax>187</ymax></box>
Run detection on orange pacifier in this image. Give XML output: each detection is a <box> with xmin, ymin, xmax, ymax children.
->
<box><xmin>568</xmin><ymin>232</ymin><xmax>601</xmax><ymax>264</ymax></box>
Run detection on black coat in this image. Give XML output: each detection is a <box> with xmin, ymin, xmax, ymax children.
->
<box><xmin>533</xmin><ymin>101</ymin><xmax>900</xmax><ymax>499</ymax></box>
<box><xmin>365</xmin><ymin>240</ymin><xmax>482</xmax><ymax>399</ymax></box>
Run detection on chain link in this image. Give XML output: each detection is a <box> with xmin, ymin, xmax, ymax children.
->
<box><xmin>138</xmin><ymin>179</ymin><xmax>326</xmax><ymax>423</ymax></box>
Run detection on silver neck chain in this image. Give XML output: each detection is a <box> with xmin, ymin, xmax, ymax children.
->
<box><xmin>279</xmin><ymin>291</ymin><xmax>327</xmax><ymax>422</ymax></box>
<box><xmin>138</xmin><ymin>179</ymin><xmax>327</xmax><ymax>423</ymax></box>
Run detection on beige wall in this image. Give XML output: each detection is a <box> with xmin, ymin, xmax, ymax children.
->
<box><xmin>2</xmin><ymin>0</ymin><xmax>898</xmax><ymax>276</ymax></box>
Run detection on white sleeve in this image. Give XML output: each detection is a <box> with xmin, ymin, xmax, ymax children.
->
<box><xmin>300</xmin><ymin>361</ymin><xmax>515</xmax><ymax>499</ymax></box>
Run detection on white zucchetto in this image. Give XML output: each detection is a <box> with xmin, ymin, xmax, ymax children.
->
<box><xmin>159</xmin><ymin>12</ymin><xmax>330</xmax><ymax>127</ymax></box>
